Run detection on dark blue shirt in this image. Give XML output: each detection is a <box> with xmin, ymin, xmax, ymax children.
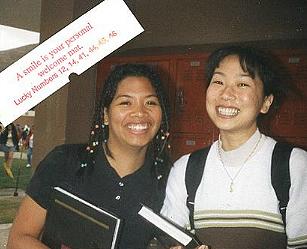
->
<box><xmin>27</xmin><ymin>144</ymin><xmax>165</xmax><ymax>249</ymax></box>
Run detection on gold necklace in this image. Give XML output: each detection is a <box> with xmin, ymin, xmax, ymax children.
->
<box><xmin>217</xmin><ymin>134</ymin><xmax>262</xmax><ymax>192</ymax></box>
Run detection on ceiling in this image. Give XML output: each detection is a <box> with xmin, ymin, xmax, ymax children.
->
<box><xmin>0</xmin><ymin>0</ymin><xmax>41</xmax><ymax>71</ymax></box>
<box><xmin>0</xmin><ymin>0</ymin><xmax>41</xmax><ymax>32</ymax></box>
<box><xmin>122</xmin><ymin>0</ymin><xmax>307</xmax><ymax>50</ymax></box>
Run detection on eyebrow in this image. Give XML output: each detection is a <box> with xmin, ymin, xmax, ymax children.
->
<box><xmin>213</xmin><ymin>71</ymin><xmax>252</xmax><ymax>78</ymax></box>
<box><xmin>239</xmin><ymin>73</ymin><xmax>252</xmax><ymax>78</ymax></box>
<box><xmin>115</xmin><ymin>94</ymin><xmax>158</xmax><ymax>99</ymax></box>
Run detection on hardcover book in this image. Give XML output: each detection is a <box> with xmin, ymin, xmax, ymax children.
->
<box><xmin>138</xmin><ymin>204</ymin><xmax>202</xmax><ymax>249</ymax></box>
<box><xmin>42</xmin><ymin>186</ymin><xmax>122</xmax><ymax>249</ymax></box>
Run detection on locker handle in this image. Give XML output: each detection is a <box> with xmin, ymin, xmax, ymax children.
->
<box><xmin>176</xmin><ymin>88</ymin><xmax>184</xmax><ymax>112</ymax></box>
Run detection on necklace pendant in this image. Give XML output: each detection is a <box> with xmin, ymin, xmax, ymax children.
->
<box><xmin>230</xmin><ymin>182</ymin><xmax>234</xmax><ymax>192</ymax></box>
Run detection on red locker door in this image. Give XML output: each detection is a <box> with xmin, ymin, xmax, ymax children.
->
<box><xmin>269</xmin><ymin>50</ymin><xmax>307</xmax><ymax>149</ymax></box>
<box><xmin>170</xmin><ymin>56</ymin><xmax>218</xmax><ymax>160</ymax></box>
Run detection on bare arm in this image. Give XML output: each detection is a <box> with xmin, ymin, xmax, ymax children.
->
<box><xmin>7</xmin><ymin>195</ymin><xmax>49</xmax><ymax>249</ymax></box>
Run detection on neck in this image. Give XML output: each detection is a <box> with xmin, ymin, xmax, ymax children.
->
<box><xmin>219</xmin><ymin>128</ymin><xmax>258</xmax><ymax>151</ymax></box>
<box><xmin>104</xmin><ymin>143</ymin><xmax>147</xmax><ymax>177</ymax></box>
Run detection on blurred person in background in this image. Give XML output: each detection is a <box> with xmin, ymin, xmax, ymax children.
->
<box><xmin>0</xmin><ymin>122</ymin><xmax>4</xmax><ymax>133</ymax></box>
<box><xmin>0</xmin><ymin>123</ymin><xmax>19</xmax><ymax>178</ymax></box>
<box><xmin>25</xmin><ymin>125</ymin><xmax>34</xmax><ymax>168</ymax></box>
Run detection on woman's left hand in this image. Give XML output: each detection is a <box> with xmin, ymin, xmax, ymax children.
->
<box><xmin>169</xmin><ymin>245</ymin><xmax>209</xmax><ymax>249</ymax></box>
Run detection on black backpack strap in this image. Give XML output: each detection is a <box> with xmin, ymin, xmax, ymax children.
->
<box><xmin>271</xmin><ymin>142</ymin><xmax>293</xmax><ymax>227</ymax></box>
<box><xmin>185</xmin><ymin>146</ymin><xmax>211</xmax><ymax>232</ymax></box>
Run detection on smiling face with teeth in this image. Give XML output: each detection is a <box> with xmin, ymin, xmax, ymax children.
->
<box><xmin>206</xmin><ymin>55</ymin><xmax>273</xmax><ymax>137</ymax></box>
<box><xmin>104</xmin><ymin>76</ymin><xmax>162</xmax><ymax>152</ymax></box>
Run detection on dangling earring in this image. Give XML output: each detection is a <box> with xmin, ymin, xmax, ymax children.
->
<box><xmin>102</xmin><ymin>117</ymin><xmax>108</xmax><ymax>143</ymax></box>
<box><xmin>103</xmin><ymin>108</ymin><xmax>109</xmax><ymax>126</ymax></box>
<box><xmin>104</xmin><ymin>117</ymin><xmax>109</xmax><ymax>126</ymax></box>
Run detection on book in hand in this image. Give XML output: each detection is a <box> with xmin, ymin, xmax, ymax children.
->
<box><xmin>41</xmin><ymin>186</ymin><xmax>122</xmax><ymax>249</ymax></box>
<box><xmin>138</xmin><ymin>204</ymin><xmax>202</xmax><ymax>249</ymax></box>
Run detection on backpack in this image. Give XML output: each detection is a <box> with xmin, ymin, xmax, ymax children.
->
<box><xmin>185</xmin><ymin>142</ymin><xmax>293</xmax><ymax>232</ymax></box>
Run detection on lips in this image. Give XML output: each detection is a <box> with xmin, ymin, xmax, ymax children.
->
<box><xmin>217</xmin><ymin>106</ymin><xmax>240</xmax><ymax>117</ymax></box>
<box><xmin>127</xmin><ymin>123</ymin><xmax>150</xmax><ymax>132</ymax></box>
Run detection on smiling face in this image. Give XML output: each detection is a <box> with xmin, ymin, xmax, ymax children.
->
<box><xmin>206</xmin><ymin>55</ymin><xmax>273</xmax><ymax>137</ymax></box>
<box><xmin>104</xmin><ymin>76</ymin><xmax>162</xmax><ymax>152</ymax></box>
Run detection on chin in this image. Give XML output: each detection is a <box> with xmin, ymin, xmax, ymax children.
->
<box><xmin>214</xmin><ymin>122</ymin><xmax>237</xmax><ymax>131</ymax></box>
<box><xmin>127</xmin><ymin>139</ymin><xmax>151</xmax><ymax>148</ymax></box>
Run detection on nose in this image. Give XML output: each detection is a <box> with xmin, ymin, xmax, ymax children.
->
<box><xmin>220</xmin><ymin>85</ymin><xmax>236</xmax><ymax>101</ymax></box>
<box><xmin>131</xmin><ymin>103</ymin><xmax>147</xmax><ymax>117</ymax></box>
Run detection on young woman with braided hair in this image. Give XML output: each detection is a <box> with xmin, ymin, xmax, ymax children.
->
<box><xmin>7</xmin><ymin>64</ymin><xmax>172</xmax><ymax>249</ymax></box>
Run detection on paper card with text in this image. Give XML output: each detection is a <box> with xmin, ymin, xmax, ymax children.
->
<box><xmin>0</xmin><ymin>0</ymin><xmax>144</xmax><ymax>127</ymax></box>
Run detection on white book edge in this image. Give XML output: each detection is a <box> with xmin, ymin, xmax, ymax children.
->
<box><xmin>138</xmin><ymin>205</ymin><xmax>192</xmax><ymax>246</ymax></box>
<box><xmin>53</xmin><ymin>186</ymin><xmax>121</xmax><ymax>249</ymax></box>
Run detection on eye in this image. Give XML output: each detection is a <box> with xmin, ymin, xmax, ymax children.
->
<box><xmin>211</xmin><ymin>79</ymin><xmax>223</xmax><ymax>85</ymax></box>
<box><xmin>146</xmin><ymin>99</ymin><xmax>160</xmax><ymax>106</ymax></box>
<box><xmin>118</xmin><ymin>100</ymin><xmax>131</xmax><ymax>106</ymax></box>
<box><xmin>238</xmin><ymin>82</ymin><xmax>250</xmax><ymax>87</ymax></box>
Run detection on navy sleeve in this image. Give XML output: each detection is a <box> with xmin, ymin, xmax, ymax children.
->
<box><xmin>26</xmin><ymin>144</ymin><xmax>82</xmax><ymax>209</ymax></box>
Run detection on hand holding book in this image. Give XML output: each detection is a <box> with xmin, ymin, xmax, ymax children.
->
<box><xmin>170</xmin><ymin>246</ymin><xmax>209</xmax><ymax>249</ymax></box>
<box><xmin>138</xmin><ymin>204</ymin><xmax>210</xmax><ymax>249</ymax></box>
